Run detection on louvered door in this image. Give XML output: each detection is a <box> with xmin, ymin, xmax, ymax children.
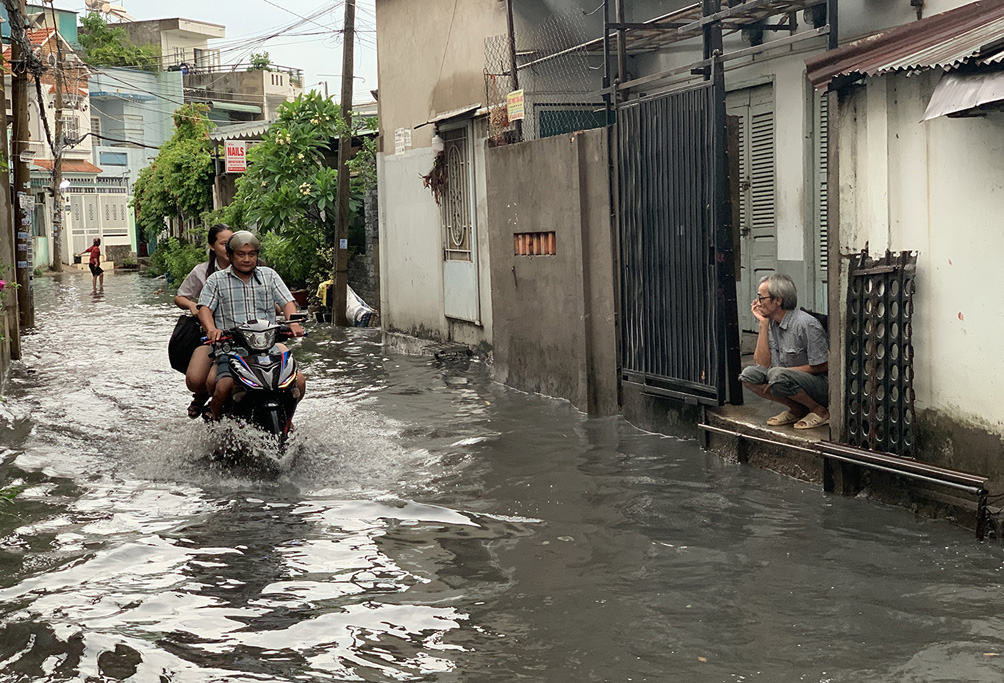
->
<box><xmin>727</xmin><ymin>85</ymin><xmax>777</xmax><ymax>332</ymax></box>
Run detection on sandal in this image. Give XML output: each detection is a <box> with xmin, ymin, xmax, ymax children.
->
<box><xmin>187</xmin><ymin>395</ymin><xmax>208</xmax><ymax>419</ymax></box>
<box><xmin>766</xmin><ymin>410</ymin><xmax>801</xmax><ymax>427</ymax></box>
<box><xmin>794</xmin><ymin>413</ymin><xmax>830</xmax><ymax>430</ymax></box>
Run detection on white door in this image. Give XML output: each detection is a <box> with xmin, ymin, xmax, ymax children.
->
<box><xmin>441</xmin><ymin>123</ymin><xmax>481</xmax><ymax>323</ymax></box>
<box><xmin>727</xmin><ymin>84</ymin><xmax>777</xmax><ymax>332</ymax></box>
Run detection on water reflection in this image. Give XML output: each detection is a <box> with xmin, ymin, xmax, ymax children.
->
<box><xmin>0</xmin><ymin>273</ymin><xmax>1003</xmax><ymax>682</ymax></box>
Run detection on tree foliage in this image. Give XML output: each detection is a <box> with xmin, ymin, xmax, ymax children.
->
<box><xmin>78</xmin><ymin>12</ymin><xmax>160</xmax><ymax>71</ymax></box>
<box><xmin>225</xmin><ymin>92</ymin><xmax>376</xmax><ymax>290</ymax></box>
<box><xmin>145</xmin><ymin>236</ymin><xmax>207</xmax><ymax>285</ymax></box>
<box><xmin>248</xmin><ymin>51</ymin><xmax>271</xmax><ymax>71</ymax></box>
<box><xmin>132</xmin><ymin>104</ymin><xmax>215</xmax><ymax>244</ymax></box>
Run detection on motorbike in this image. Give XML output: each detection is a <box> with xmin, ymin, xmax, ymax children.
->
<box><xmin>204</xmin><ymin>317</ymin><xmax>306</xmax><ymax>468</ymax></box>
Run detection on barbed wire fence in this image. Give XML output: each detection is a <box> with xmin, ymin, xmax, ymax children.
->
<box><xmin>484</xmin><ymin>11</ymin><xmax>604</xmax><ymax>147</ymax></box>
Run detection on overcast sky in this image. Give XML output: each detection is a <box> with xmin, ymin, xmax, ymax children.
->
<box><xmin>62</xmin><ymin>0</ymin><xmax>379</xmax><ymax>103</ymax></box>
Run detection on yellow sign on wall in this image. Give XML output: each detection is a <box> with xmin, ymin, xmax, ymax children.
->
<box><xmin>506</xmin><ymin>89</ymin><xmax>525</xmax><ymax>122</ymax></box>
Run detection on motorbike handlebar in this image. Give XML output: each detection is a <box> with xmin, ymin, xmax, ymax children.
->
<box><xmin>201</xmin><ymin>325</ymin><xmax>307</xmax><ymax>344</ymax></box>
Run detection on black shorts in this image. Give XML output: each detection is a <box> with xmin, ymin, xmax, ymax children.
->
<box><xmin>89</xmin><ymin>263</ymin><xmax>103</xmax><ymax>276</ymax></box>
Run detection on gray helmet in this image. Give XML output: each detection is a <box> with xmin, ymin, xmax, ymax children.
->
<box><xmin>226</xmin><ymin>230</ymin><xmax>260</xmax><ymax>255</ymax></box>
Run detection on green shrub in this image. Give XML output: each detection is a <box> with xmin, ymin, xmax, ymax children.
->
<box><xmin>146</xmin><ymin>237</ymin><xmax>207</xmax><ymax>286</ymax></box>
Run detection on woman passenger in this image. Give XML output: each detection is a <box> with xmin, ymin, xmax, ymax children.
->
<box><xmin>174</xmin><ymin>224</ymin><xmax>234</xmax><ymax>418</ymax></box>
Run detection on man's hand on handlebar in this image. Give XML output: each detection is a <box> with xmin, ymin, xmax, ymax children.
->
<box><xmin>205</xmin><ymin>327</ymin><xmax>224</xmax><ymax>342</ymax></box>
<box><xmin>288</xmin><ymin>323</ymin><xmax>305</xmax><ymax>337</ymax></box>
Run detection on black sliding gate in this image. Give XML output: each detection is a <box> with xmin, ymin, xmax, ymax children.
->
<box><xmin>617</xmin><ymin>81</ymin><xmax>741</xmax><ymax>406</ymax></box>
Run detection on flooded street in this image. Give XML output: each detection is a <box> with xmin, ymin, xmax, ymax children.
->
<box><xmin>1</xmin><ymin>271</ymin><xmax>1004</xmax><ymax>682</ymax></box>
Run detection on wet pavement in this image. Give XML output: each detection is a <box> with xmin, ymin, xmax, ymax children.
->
<box><xmin>1</xmin><ymin>271</ymin><xmax>1004</xmax><ymax>682</ymax></box>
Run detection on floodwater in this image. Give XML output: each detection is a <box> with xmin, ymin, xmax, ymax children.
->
<box><xmin>1</xmin><ymin>272</ymin><xmax>1003</xmax><ymax>683</ymax></box>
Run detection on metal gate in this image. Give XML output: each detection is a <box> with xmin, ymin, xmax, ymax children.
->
<box><xmin>441</xmin><ymin>123</ymin><xmax>481</xmax><ymax>323</ymax></box>
<box><xmin>618</xmin><ymin>82</ymin><xmax>740</xmax><ymax>406</ymax></box>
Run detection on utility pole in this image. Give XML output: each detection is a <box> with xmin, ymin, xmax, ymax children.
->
<box><xmin>0</xmin><ymin>39</ymin><xmax>19</xmax><ymax>359</ymax></box>
<box><xmin>7</xmin><ymin>0</ymin><xmax>35</xmax><ymax>329</ymax></box>
<box><xmin>331</xmin><ymin>0</ymin><xmax>355</xmax><ymax>326</ymax></box>
<box><xmin>47</xmin><ymin>0</ymin><xmax>64</xmax><ymax>272</ymax></box>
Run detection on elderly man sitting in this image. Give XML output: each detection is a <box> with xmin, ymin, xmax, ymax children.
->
<box><xmin>739</xmin><ymin>273</ymin><xmax>829</xmax><ymax>430</ymax></box>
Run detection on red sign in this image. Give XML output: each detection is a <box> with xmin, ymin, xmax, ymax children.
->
<box><xmin>225</xmin><ymin>140</ymin><xmax>247</xmax><ymax>173</ymax></box>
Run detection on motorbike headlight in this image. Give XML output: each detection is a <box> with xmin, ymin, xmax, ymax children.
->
<box><xmin>246</xmin><ymin>330</ymin><xmax>276</xmax><ymax>351</ymax></box>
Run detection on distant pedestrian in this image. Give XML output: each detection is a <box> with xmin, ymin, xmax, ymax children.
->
<box><xmin>739</xmin><ymin>273</ymin><xmax>829</xmax><ymax>430</ymax></box>
<box><xmin>79</xmin><ymin>238</ymin><xmax>103</xmax><ymax>292</ymax></box>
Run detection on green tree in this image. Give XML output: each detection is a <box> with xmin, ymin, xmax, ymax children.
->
<box><xmin>248</xmin><ymin>51</ymin><xmax>271</xmax><ymax>71</ymax></box>
<box><xmin>225</xmin><ymin>92</ymin><xmax>376</xmax><ymax>291</ymax></box>
<box><xmin>78</xmin><ymin>12</ymin><xmax>161</xmax><ymax>70</ymax></box>
<box><xmin>132</xmin><ymin>103</ymin><xmax>215</xmax><ymax>245</ymax></box>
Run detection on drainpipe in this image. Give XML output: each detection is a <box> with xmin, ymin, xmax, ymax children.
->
<box><xmin>505</xmin><ymin>0</ymin><xmax>523</xmax><ymax>142</ymax></box>
<box><xmin>603</xmin><ymin>0</ymin><xmax>621</xmax><ymax>385</ymax></box>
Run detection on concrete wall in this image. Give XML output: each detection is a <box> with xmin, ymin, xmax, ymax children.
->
<box><xmin>835</xmin><ymin>70</ymin><xmax>1004</xmax><ymax>485</ymax></box>
<box><xmin>375</xmin><ymin>0</ymin><xmax>503</xmax><ymax>348</ymax></box>
<box><xmin>375</xmin><ymin>0</ymin><xmax>507</xmax><ymax>148</ymax></box>
<box><xmin>486</xmin><ymin>129</ymin><xmax>618</xmax><ymax>415</ymax></box>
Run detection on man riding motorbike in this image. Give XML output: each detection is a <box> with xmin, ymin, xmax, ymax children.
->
<box><xmin>197</xmin><ymin>231</ymin><xmax>306</xmax><ymax>421</ymax></box>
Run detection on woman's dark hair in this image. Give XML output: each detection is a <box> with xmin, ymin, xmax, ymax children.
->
<box><xmin>206</xmin><ymin>223</ymin><xmax>231</xmax><ymax>275</ymax></box>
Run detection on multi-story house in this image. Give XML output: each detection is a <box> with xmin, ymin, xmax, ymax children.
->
<box><xmin>376</xmin><ymin>0</ymin><xmax>1004</xmax><ymax>531</ymax></box>
<box><xmin>120</xmin><ymin>17</ymin><xmax>304</xmax><ymax>125</ymax></box>
<box><xmin>87</xmin><ymin>67</ymin><xmax>184</xmax><ymax>257</ymax></box>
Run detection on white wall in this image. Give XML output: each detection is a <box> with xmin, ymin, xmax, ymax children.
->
<box><xmin>377</xmin><ymin>148</ymin><xmax>448</xmax><ymax>334</ymax></box>
<box><xmin>376</xmin><ymin>140</ymin><xmax>494</xmax><ymax>346</ymax></box>
<box><xmin>837</xmin><ymin>70</ymin><xmax>1004</xmax><ymax>429</ymax></box>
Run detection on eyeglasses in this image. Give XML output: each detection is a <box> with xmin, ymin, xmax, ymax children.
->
<box><xmin>755</xmin><ymin>295</ymin><xmax>771</xmax><ymax>303</ymax></box>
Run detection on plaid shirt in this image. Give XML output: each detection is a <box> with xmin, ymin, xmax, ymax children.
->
<box><xmin>197</xmin><ymin>265</ymin><xmax>294</xmax><ymax>331</ymax></box>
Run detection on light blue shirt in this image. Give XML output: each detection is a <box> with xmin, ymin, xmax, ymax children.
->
<box><xmin>768</xmin><ymin>309</ymin><xmax>829</xmax><ymax>369</ymax></box>
<box><xmin>197</xmin><ymin>265</ymin><xmax>293</xmax><ymax>331</ymax></box>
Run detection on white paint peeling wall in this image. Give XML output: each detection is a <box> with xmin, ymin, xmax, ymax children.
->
<box><xmin>377</xmin><ymin>149</ymin><xmax>446</xmax><ymax>334</ymax></box>
<box><xmin>838</xmin><ymin>70</ymin><xmax>1004</xmax><ymax>428</ymax></box>
<box><xmin>374</xmin><ymin>0</ymin><xmax>503</xmax><ymax>345</ymax></box>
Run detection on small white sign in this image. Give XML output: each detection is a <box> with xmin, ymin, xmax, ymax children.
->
<box><xmin>394</xmin><ymin>127</ymin><xmax>412</xmax><ymax>155</ymax></box>
<box><xmin>339</xmin><ymin>238</ymin><xmax>348</xmax><ymax>250</ymax></box>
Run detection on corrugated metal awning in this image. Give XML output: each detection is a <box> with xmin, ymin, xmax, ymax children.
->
<box><xmin>922</xmin><ymin>68</ymin><xmax>1004</xmax><ymax>120</ymax></box>
<box><xmin>209</xmin><ymin>119</ymin><xmax>274</xmax><ymax>141</ymax></box>
<box><xmin>415</xmin><ymin>103</ymin><xmax>482</xmax><ymax>129</ymax></box>
<box><xmin>210</xmin><ymin>100</ymin><xmax>263</xmax><ymax>115</ymax></box>
<box><xmin>806</xmin><ymin>0</ymin><xmax>1004</xmax><ymax>90</ymax></box>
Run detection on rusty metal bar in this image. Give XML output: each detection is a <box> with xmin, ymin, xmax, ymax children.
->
<box><xmin>698</xmin><ymin>422</ymin><xmax>989</xmax><ymax>539</ymax></box>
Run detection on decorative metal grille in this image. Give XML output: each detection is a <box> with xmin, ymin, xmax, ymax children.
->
<box><xmin>844</xmin><ymin>250</ymin><xmax>918</xmax><ymax>456</ymax></box>
<box><xmin>441</xmin><ymin>126</ymin><xmax>472</xmax><ymax>262</ymax></box>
